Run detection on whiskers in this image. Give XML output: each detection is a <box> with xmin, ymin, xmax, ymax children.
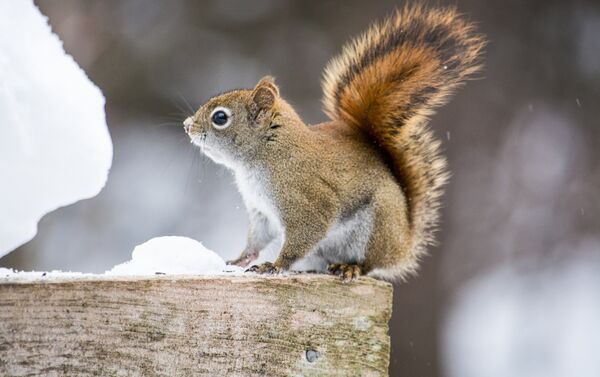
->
<box><xmin>150</xmin><ymin>93</ymin><xmax>198</xmax><ymax>131</ymax></box>
<box><xmin>151</xmin><ymin>93</ymin><xmax>211</xmax><ymax>197</ymax></box>
<box><xmin>176</xmin><ymin>92</ymin><xmax>196</xmax><ymax>117</ymax></box>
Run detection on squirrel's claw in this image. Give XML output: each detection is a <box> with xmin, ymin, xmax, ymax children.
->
<box><xmin>246</xmin><ymin>262</ymin><xmax>280</xmax><ymax>275</ymax></box>
<box><xmin>328</xmin><ymin>263</ymin><xmax>362</xmax><ymax>282</ymax></box>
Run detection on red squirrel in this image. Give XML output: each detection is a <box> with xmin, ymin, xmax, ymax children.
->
<box><xmin>184</xmin><ymin>5</ymin><xmax>484</xmax><ymax>281</ymax></box>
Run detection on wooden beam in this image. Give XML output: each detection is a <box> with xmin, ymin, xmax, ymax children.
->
<box><xmin>0</xmin><ymin>275</ymin><xmax>392</xmax><ymax>376</ymax></box>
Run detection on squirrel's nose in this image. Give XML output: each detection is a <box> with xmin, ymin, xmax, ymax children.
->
<box><xmin>183</xmin><ymin>117</ymin><xmax>194</xmax><ymax>133</ymax></box>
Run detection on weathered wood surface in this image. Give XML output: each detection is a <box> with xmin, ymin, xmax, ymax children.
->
<box><xmin>0</xmin><ymin>274</ymin><xmax>392</xmax><ymax>376</ymax></box>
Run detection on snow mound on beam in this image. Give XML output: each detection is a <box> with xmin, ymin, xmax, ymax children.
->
<box><xmin>0</xmin><ymin>0</ymin><xmax>112</xmax><ymax>256</ymax></box>
<box><xmin>106</xmin><ymin>236</ymin><xmax>230</xmax><ymax>276</ymax></box>
<box><xmin>1</xmin><ymin>237</ymin><xmax>244</xmax><ymax>280</ymax></box>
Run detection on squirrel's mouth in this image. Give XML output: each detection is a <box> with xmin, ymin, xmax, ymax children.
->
<box><xmin>193</xmin><ymin>133</ymin><xmax>226</xmax><ymax>165</ymax></box>
<box><xmin>190</xmin><ymin>131</ymin><xmax>207</xmax><ymax>149</ymax></box>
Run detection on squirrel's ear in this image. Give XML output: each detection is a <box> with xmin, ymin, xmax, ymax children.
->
<box><xmin>251</xmin><ymin>76</ymin><xmax>279</xmax><ymax>112</ymax></box>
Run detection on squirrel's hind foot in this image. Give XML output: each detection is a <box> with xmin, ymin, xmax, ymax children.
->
<box><xmin>328</xmin><ymin>263</ymin><xmax>362</xmax><ymax>282</ymax></box>
<box><xmin>246</xmin><ymin>262</ymin><xmax>280</xmax><ymax>275</ymax></box>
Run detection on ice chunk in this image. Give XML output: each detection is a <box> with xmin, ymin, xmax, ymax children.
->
<box><xmin>0</xmin><ymin>1</ymin><xmax>112</xmax><ymax>256</ymax></box>
<box><xmin>106</xmin><ymin>236</ymin><xmax>229</xmax><ymax>276</ymax></box>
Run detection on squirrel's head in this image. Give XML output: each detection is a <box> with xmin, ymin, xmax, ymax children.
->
<box><xmin>184</xmin><ymin>76</ymin><xmax>281</xmax><ymax>168</ymax></box>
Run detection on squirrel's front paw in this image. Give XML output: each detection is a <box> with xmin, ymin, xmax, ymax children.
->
<box><xmin>227</xmin><ymin>250</ymin><xmax>259</xmax><ymax>267</ymax></box>
<box><xmin>328</xmin><ymin>263</ymin><xmax>362</xmax><ymax>282</ymax></box>
<box><xmin>246</xmin><ymin>262</ymin><xmax>280</xmax><ymax>275</ymax></box>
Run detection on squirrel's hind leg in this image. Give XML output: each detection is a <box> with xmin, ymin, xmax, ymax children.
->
<box><xmin>362</xmin><ymin>187</ymin><xmax>414</xmax><ymax>281</ymax></box>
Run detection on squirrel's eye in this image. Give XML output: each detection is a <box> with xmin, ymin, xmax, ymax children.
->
<box><xmin>210</xmin><ymin>107</ymin><xmax>232</xmax><ymax>129</ymax></box>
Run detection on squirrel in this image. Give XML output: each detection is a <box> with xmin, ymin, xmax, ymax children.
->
<box><xmin>184</xmin><ymin>5</ymin><xmax>484</xmax><ymax>281</ymax></box>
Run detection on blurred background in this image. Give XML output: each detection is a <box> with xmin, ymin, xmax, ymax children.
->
<box><xmin>2</xmin><ymin>0</ymin><xmax>600</xmax><ymax>376</ymax></box>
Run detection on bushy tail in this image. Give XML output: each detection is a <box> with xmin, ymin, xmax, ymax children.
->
<box><xmin>322</xmin><ymin>5</ymin><xmax>485</xmax><ymax>257</ymax></box>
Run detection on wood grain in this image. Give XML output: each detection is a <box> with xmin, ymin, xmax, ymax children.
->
<box><xmin>0</xmin><ymin>274</ymin><xmax>392</xmax><ymax>376</ymax></box>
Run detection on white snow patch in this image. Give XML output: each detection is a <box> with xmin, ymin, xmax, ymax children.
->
<box><xmin>106</xmin><ymin>236</ymin><xmax>233</xmax><ymax>276</ymax></box>
<box><xmin>1</xmin><ymin>237</ymin><xmax>244</xmax><ymax>281</ymax></box>
<box><xmin>0</xmin><ymin>267</ymin><xmax>94</xmax><ymax>280</ymax></box>
<box><xmin>0</xmin><ymin>0</ymin><xmax>112</xmax><ymax>256</ymax></box>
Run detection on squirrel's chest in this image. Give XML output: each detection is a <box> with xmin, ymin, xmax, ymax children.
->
<box><xmin>234</xmin><ymin>168</ymin><xmax>280</xmax><ymax>224</ymax></box>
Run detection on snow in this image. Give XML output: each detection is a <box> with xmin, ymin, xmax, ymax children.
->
<box><xmin>0</xmin><ymin>268</ymin><xmax>94</xmax><ymax>280</ymax></box>
<box><xmin>0</xmin><ymin>0</ymin><xmax>112</xmax><ymax>256</ymax></box>
<box><xmin>1</xmin><ymin>236</ymin><xmax>243</xmax><ymax>281</ymax></box>
<box><xmin>106</xmin><ymin>236</ymin><xmax>233</xmax><ymax>276</ymax></box>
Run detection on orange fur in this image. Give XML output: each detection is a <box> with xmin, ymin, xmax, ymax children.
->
<box><xmin>322</xmin><ymin>4</ymin><xmax>485</xmax><ymax>259</ymax></box>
